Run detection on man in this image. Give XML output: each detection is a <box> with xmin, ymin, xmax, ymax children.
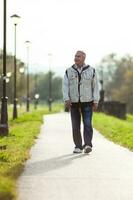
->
<box><xmin>62</xmin><ymin>50</ymin><xmax>99</xmax><ymax>154</ymax></box>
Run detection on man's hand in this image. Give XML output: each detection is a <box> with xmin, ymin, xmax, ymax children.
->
<box><xmin>92</xmin><ymin>103</ymin><xmax>98</xmax><ymax>111</ymax></box>
<box><xmin>65</xmin><ymin>100</ymin><xmax>72</xmax><ymax>110</ymax></box>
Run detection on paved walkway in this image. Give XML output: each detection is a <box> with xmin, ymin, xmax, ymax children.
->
<box><xmin>18</xmin><ymin>112</ymin><xmax>133</xmax><ymax>200</ymax></box>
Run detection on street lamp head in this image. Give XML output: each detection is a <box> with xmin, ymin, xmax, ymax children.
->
<box><xmin>6</xmin><ymin>72</ymin><xmax>12</xmax><ymax>78</ymax></box>
<box><xmin>10</xmin><ymin>14</ymin><xmax>21</xmax><ymax>25</ymax></box>
<box><xmin>34</xmin><ymin>94</ymin><xmax>40</xmax><ymax>99</ymax></box>
<box><xmin>25</xmin><ymin>40</ymin><xmax>31</xmax><ymax>47</ymax></box>
<box><xmin>48</xmin><ymin>53</ymin><xmax>52</xmax><ymax>57</ymax></box>
<box><xmin>6</xmin><ymin>77</ymin><xmax>10</xmax><ymax>83</ymax></box>
<box><xmin>19</xmin><ymin>67</ymin><xmax>25</xmax><ymax>74</ymax></box>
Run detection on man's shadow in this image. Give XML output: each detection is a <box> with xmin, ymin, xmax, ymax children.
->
<box><xmin>23</xmin><ymin>153</ymin><xmax>90</xmax><ymax>176</ymax></box>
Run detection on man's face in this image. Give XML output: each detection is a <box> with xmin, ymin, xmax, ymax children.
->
<box><xmin>74</xmin><ymin>52</ymin><xmax>85</xmax><ymax>66</ymax></box>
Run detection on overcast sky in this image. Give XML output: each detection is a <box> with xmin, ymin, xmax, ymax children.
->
<box><xmin>0</xmin><ymin>0</ymin><xmax>133</xmax><ymax>76</ymax></box>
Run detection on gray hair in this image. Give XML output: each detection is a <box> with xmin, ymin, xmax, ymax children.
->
<box><xmin>76</xmin><ymin>50</ymin><xmax>86</xmax><ymax>59</ymax></box>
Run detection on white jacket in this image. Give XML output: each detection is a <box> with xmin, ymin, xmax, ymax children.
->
<box><xmin>62</xmin><ymin>65</ymin><xmax>99</xmax><ymax>103</ymax></box>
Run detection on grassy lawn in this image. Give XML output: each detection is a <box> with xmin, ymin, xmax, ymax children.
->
<box><xmin>0</xmin><ymin>103</ymin><xmax>63</xmax><ymax>200</ymax></box>
<box><xmin>93</xmin><ymin>112</ymin><xmax>133</xmax><ymax>151</ymax></box>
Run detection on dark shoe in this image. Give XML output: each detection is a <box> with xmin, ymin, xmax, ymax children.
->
<box><xmin>84</xmin><ymin>145</ymin><xmax>92</xmax><ymax>153</ymax></box>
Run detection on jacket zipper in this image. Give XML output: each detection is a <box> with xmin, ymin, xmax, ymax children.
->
<box><xmin>72</xmin><ymin>65</ymin><xmax>90</xmax><ymax>102</ymax></box>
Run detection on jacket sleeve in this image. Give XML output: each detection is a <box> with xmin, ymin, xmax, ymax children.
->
<box><xmin>62</xmin><ymin>72</ymin><xmax>70</xmax><ymax>102</ymax></box>
<box><xmin>92</xmin><ymin>71</ymin><xmax>100</xmax><ymax>104</ymax></box>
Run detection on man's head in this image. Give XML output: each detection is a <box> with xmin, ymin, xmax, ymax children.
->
<box><xmin>74</xmin><ymin>50</ymin><xmax>86</xmax><ymax>67</ymax></box>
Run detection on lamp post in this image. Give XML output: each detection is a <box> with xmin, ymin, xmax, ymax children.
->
<box><xmin>10</xmin><ymin>14</ymin><xmax>20</xmax><ymax>119</ymax></box>
<box><xmin>48</xmin><ymin>53</ymin><xmax>52</xmax><ymax>111</ymax></box>
<box><xmin>19</xmin><ymin>67</ymin><xmax>25</xmax><ymax>106</ymax></box>
<box><xmin>34</xmin><ymin>73</ymin><xmax>40</xmax><ymax>109</ymax></box>
<box><xmin>34</xmin><ymin>94</ymin><xmax>40</xmax><ymax>110</ymax></box>
<box><xmin>6</xmin><ymin>72</ymin><xmax>12</xmax><ymax>103</ymax></box>
<box><xmin>0</xmin><ymin>0</ymin><xmax>8</xmax><ymax>135</ymax></box>
<box><xmin>98</xmin><ymin>66</ymin><xmax>105</xmax><ymax>112</ymax></box>
<box><xmin>25</xmin><ymin>41</ymin><xmax>31</xmax><ymax>112</ymax></box>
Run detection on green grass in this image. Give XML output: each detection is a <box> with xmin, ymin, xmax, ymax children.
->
<box><xmin>127</xmin><ymin>114</ymin><xmax>133</xmax><ymax>123</ymax></box>
<box><xmin>0</xmin><ymin>103</ymin><xmax>63</xmax><ymax>200</ymax></box>
<box><xmin>93</xmin><ymin>112</ymin><xmax>133</xmax><ymax>151</ymax></box>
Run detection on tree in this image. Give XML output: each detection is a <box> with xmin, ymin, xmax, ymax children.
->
<box><xmin>36</xmin><ymin>71</ymin><xmax>62</xmax><ymax>102</ymax></box>
<box><xmin>98</xmin><ymin>53</ymin><xmax>133</xmax><ymax>113</ymax></box>
<box><xmin>0</xmin><ymin>50</ymin><xmax>63</xmax><ymax>105</ymax></box>
<box><xmin>0</xmin><ymin>50</ymin><xmax>26</xmax><ymax>103</ymax></box>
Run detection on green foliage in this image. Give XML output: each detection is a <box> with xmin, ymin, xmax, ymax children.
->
<box><xmin>0</xmin><ymin>50</ymin><xmax>26</xmax><ymax>103</ymax></box>
<box><xmin>0</xmin><ymin>50</ymin><xmax>63</xmax><ymax>106</ymax></box>
<box><xmin>37</xmin><ymin>71</ymin><xmax>62</xmax><ymax>102</ymax></box>
<box><xmin>98</xmin><ymin>54</ymin><xmax>133</xmax><ymax>113</ymax></box>
<box><xmin>93</xmin><ymin>112</ymin><xmax>133</xmax><ymax>150</ymax></box>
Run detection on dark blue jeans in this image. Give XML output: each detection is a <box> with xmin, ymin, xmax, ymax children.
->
<box><xmin>70</xmin><ymin>102</ymin><xmax>93</xmax><ymax>149</ymax></box>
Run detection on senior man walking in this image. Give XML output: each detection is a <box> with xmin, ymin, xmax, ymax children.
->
<box><xmin>62</xmin><ymin>50</ymin><xmax>99</xmax><ymax>153</ymax></box>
